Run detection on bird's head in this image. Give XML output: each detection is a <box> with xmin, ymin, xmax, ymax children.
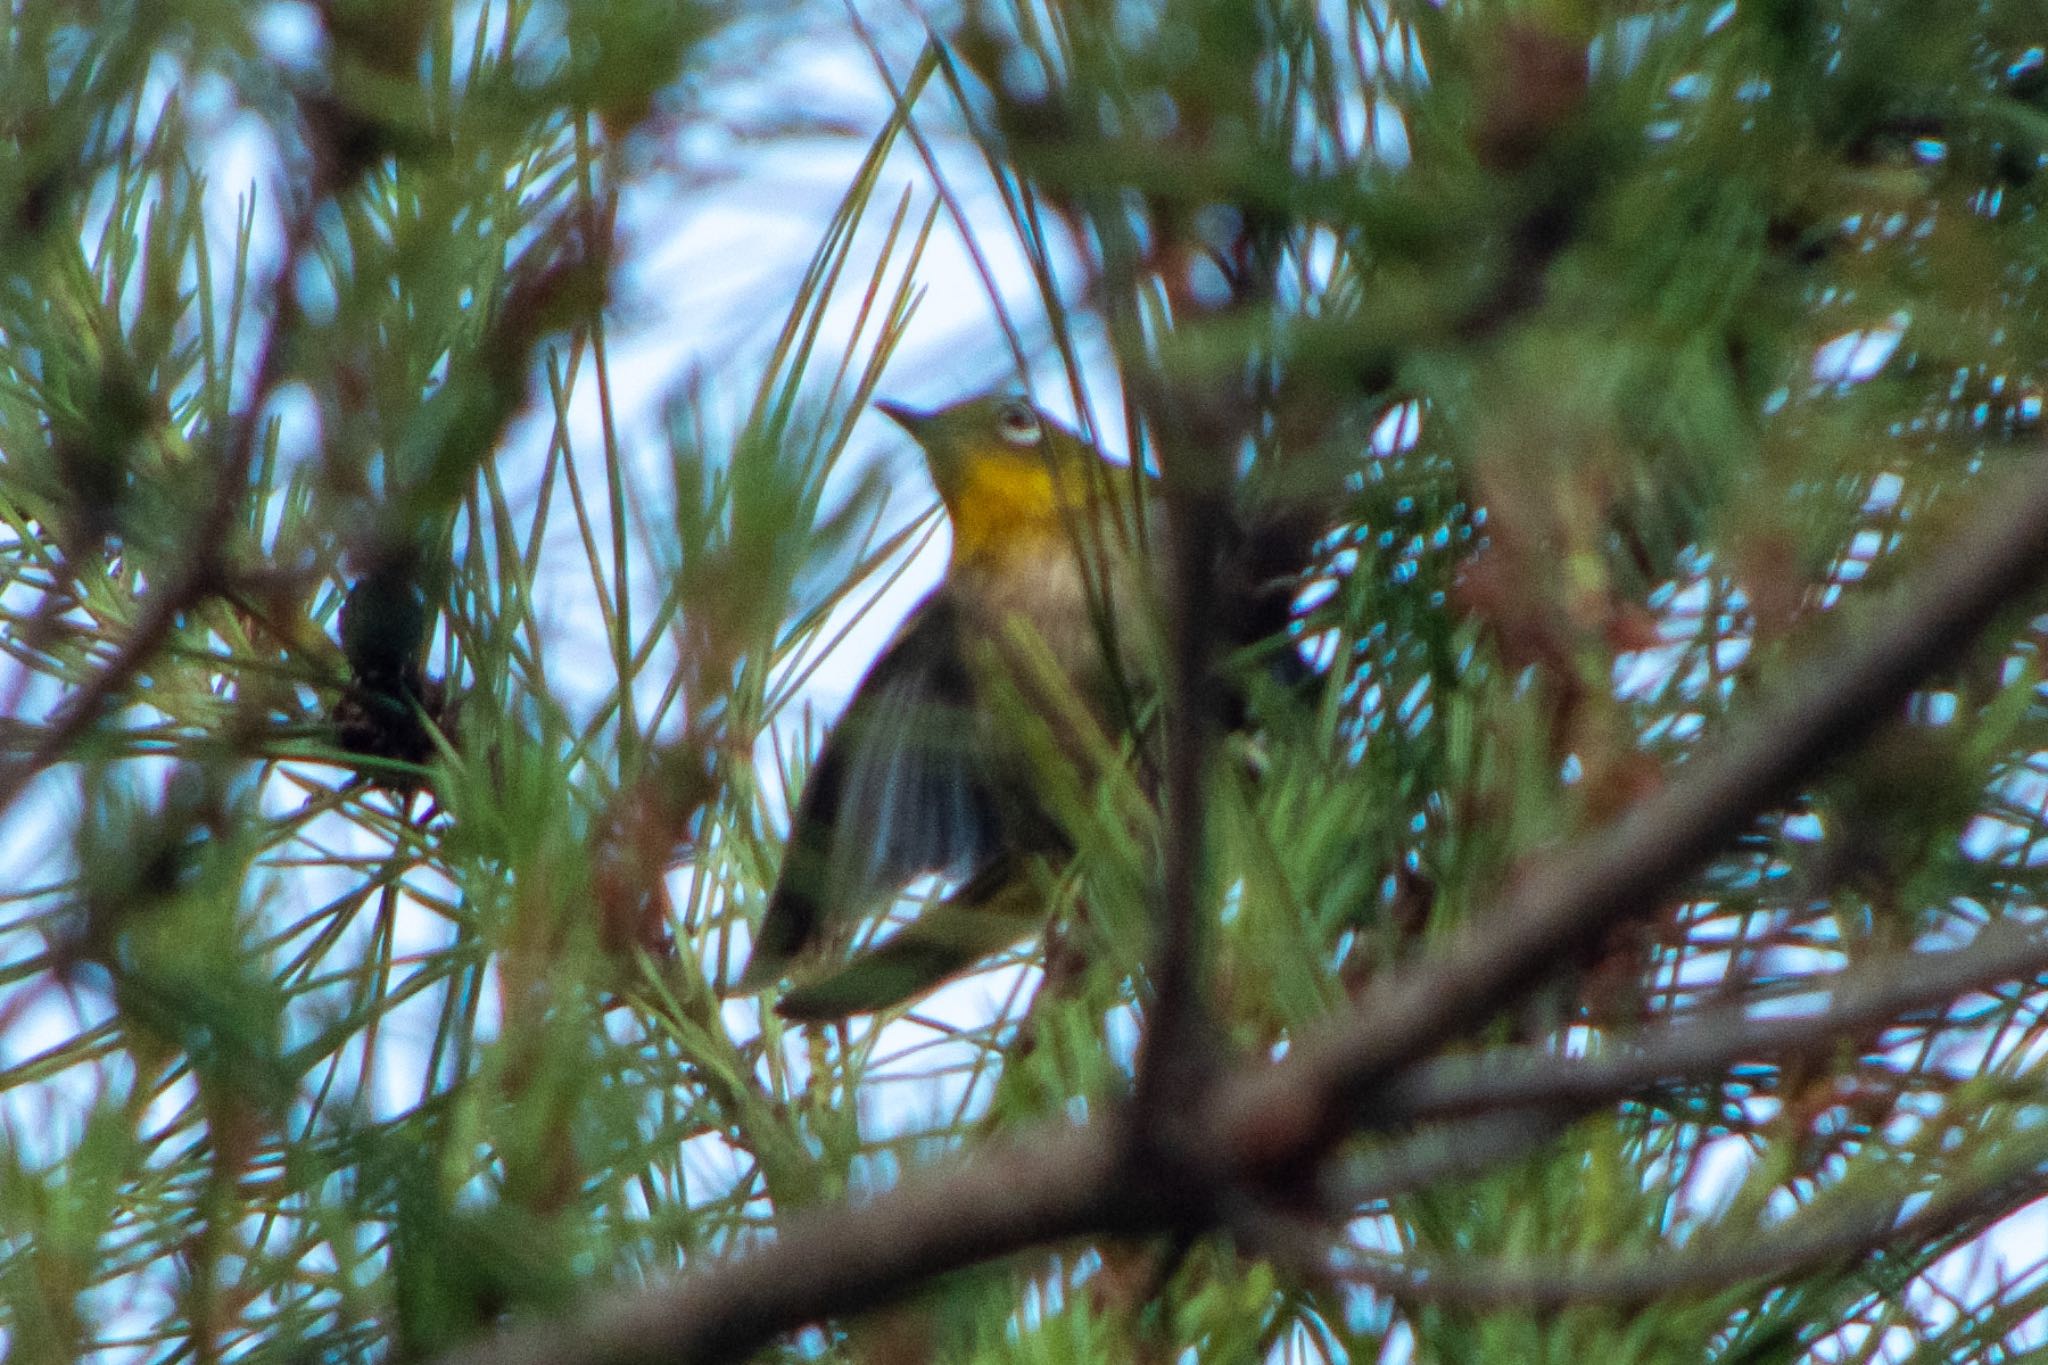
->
<box><xmin>876</xmin><ymin>392</ymin><xmax>1106</xmax><ymax>569</ymax></box>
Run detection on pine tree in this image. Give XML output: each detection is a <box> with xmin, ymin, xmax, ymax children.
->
<box><xmin>3</xmin><ymin>3</ymin><xmax>2047</xmax><ymax>1362</ymax></box>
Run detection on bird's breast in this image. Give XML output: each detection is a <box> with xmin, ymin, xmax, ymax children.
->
<box><xmin>951</xmin><ymin>527</ymin><xmax>1144</xmax><ymax>698</ymax></box>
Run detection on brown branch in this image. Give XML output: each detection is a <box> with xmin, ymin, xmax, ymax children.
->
<box><xmin>1313</xmin><ymin>1136</ymin><xmax>2048</xmax><ymax>1310</ymax></box>
<box><xmin>1378</xmin><ymin>919</ymin><xmax>2048</xmax><ymax>1131</ymax></box>
<box><xmin>434</xmin><ymin>1125</ymin><xmax>1123</xmax><ymax>1365</ymax></box>
<box><xmin>434</xmin><ymin>449</ymin><xmax>2048</xmax><ymax>1365</ymax></box>
<box><xmin>1129</xmin><ymin>393</ymin><xmax>1230</xmax><ymax>1144</ymax></box>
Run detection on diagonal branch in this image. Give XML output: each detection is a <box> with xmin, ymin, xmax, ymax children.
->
<box><xmin>436</xmin><ymin>1125</ymin><xmax>1122</xmax><ymax>1365</ymax></box>
<box><xmin>1313</xmin><ymin>1136</ymin><xmax>2048</xmax><ymax>1310</ymax></box>
<box><xmin>1377</xmin><ymin>919</ymin><xmax>2048</xmax><ymax>1131</ymax></box>
<box><xmin>1313</xmin><ymin>921</ymin><xmax>2048</xmax><ymax>1210</ymax></box>
<box><xmin>1213</xmin><ymin>448</ymin><xmax>2048</xmax><ymax>1177</ymax></box>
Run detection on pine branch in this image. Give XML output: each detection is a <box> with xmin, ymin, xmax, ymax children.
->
<box><xmin>436</xmin><ymin>446</ymin><xmax>2048</xmax><ymax>1364</ymax></box>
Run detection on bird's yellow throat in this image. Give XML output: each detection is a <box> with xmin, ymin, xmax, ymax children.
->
<box><xmin>940</xmin><ymin>449</ymin><xmax>1087</xmax><ymax>570</ymax></box>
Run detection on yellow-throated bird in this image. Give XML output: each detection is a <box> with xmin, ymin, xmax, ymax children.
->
<box><xmin>733</xmin><ymin>392</ymin><xmax>1152</xmax><ymax>1020</ymax></box>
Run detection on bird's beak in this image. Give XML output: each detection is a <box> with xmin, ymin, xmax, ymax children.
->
<box><xmin>874</xmin><ymin>399</ymin><xmax>931</xmax><ymax>436</ymax></box>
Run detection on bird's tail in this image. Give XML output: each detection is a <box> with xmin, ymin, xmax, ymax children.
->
<box><xmin>772</xmin><ymin>857</ymin><xmax>1044</xmax><ymax>1021</ymax></box>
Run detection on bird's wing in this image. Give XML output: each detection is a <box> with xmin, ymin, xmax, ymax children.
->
<box><xmin>733</xmin><ymin>594</ymin><xmax>1003</xmax><ymax>992</ymax></box>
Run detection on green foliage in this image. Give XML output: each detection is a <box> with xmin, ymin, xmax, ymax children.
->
<box><xmin>2</xmin><ymin>2</ymin><xmax>2048</xmax><ymax>1363</ymax></box>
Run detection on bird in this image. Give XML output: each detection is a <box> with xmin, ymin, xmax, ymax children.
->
<box><xmin>731</xmin><ymin>391</ymin><xmax>1154</xmax><ymax>1020</ymax></box>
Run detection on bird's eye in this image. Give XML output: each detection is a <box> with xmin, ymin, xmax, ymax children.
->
<box><xmin>995</xmin><ymin>402</ymin><xmax>1042</xmax><ymax>446</ymax></box>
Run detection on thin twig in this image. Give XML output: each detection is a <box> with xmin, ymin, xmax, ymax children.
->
<box><xmin>0</xmin><ymin>205</ymin><xmax>320</xmax><ymax>817</ymax></box>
